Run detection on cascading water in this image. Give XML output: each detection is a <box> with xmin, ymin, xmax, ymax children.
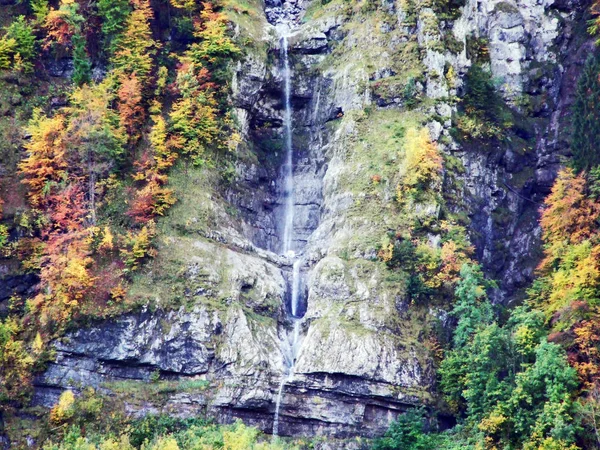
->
<box><xmin>272</xmin><ymin>26</ymin><xmax>305</xmax><ymax>439</ymax></box>
<box><xmin>281</xmin><ymin>32</ymin><xmax>295</xmax><ymax>258</ymax></box>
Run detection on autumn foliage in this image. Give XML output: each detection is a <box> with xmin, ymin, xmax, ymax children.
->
<box><xmin>0</xmin><ymin>1</ymin><xmax>239</xmax><ymax>409</ymax></box>
<box><xmin>397</xmin><ymin>127</ymin><xmax>443</xmax><ymax>200</ymax></box>
<box><xmin>534</xmin><ymin>168</ymin><xmax>600</xmax><ymax>408</ymax></box>
<box><xmin>540</xmin><ymin>168</ymin><xmax>600</xmax><ymax>253</ymax></box>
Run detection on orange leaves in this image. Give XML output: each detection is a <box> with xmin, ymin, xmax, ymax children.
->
<box><xmin>42</xmin><ymin>0</ymin><xmax>83</xmax><ymax>54</ymax></box>
<box><xmin>28</xmin><ymin>184</ymin><xmax>96</xmax><ymax>328</ymax></box>
<box><xmin>540</xmin><ymin>168</ymin><xmax>600</xmax><ymax>251</ymax></box>
<box><xmin>534</xmin><ymin>167</ymin><xmax>600</xmax><ymax>393</ymax></box>
<box><xmin>569</xmin><ymin>318</ymin><xmax>600</xmax><ymax>389</ymax></box>
<box><xmin>128</xmin><ymin>173</ymin><xmax>176</xmax><ymax>223</ymax></box>
<box><xmin>118</xmin><ymin>73</ymin><xmax>145</xmax><ymax>141</ymax></box>
<box><xmin>189</xmin><ymin>2</ymin><xmax>240</xmax><ymax>64</ymax></box>
<box><xmin>31</xmin><ymin>232</ymin><xmax>95</xmax><ymax>328</ymax></box>
<box><xmin>43</xmin><ymin>10</ymin><xmax>75</xmax><ymax>50</ymax></box>
<box><xmin>19</xmin><ymin>111</ymin><xmax>68</xmax><ymax>208</ymax></box>
<box><xmin>536</xmin><ymin>168</ymin><xmax>600</xmax><ymax>328</ymax></box>
<box><xmin>129</xmin><ymin>116</ymin><xmax>179</xmax><ymax>224</ymax></box>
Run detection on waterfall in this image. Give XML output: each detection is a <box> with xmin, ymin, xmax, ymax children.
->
<box><xmin>291</xmin><ymin>260</ymin><xmax>301</xmax><ymax>317</ymax></box>
<box><xmin>281</xmin><ymin>32</ymin><xmax>295</xmax><ymax>257</ymax></box>
<box><xmin>272</xmin><ymin>27</ymin><xmax>304</xmax><ymax>440</ymax></box>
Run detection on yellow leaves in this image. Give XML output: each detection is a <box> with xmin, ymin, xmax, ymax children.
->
<box><xmin>100</xmin><ymin>226</ymin><xmax>114</xmax><ymax>252</ymax></box>
<box><xmin>446</xmin><ymin>65</ymin><xmax>456</xmax><ymax>89</ymax></box>
<box><xmin>110</xmin><ymin>283</ymin><xmax>127</xmax><ymax>302</ymax></box>
<box><xmin>32</xmin><ymin>332</ymin><xmax>44</xmax><ymax>355</ymax></box>
<box><xmin>86</xmin><ymin>226</ymin><xmax>114</xmax><ymax>253</ymax></box>
<box><xmin>397</xmin><ymin>127</ymin><xmax>443</xmax><ymax>200</ymax></box>
<box><xmin>541</xmin><ymin>241</ymin><xmax>600</xmax><ymax>324</ymax></box>
<box><xmin>0</xmin><ymin>317</ymin><xmax>35</xmax><ymax>403</ymax></box>
<box><xmin>50</xmin><ymin>390</ymin><xmax>75</xmax><ymax>424</ymax></box>
<box><xmin>64</xmin><ymin>255</ymin><xmax>94</xmax><ymax>294</ymax></box>
<box><xmin>67</xmin><ymin>81</ymin><xmax>127</xmax><ymax>151</ymax></box>
<box><xmin>222</xmin><ymin>421</ymin><xmax>261</xmax><ymax>450</ymax></box>
<box><xmin>378</xmin><ymin>242</ymin><xmax>394</xmax><ymax>263</ymax></box>
<box><xmin>514</xmin><ymin>324</ymin><xmax>540</xmax><ymax>355</ymax></box>
<box><xmin>226</xmin><ymin>130</ymin><xmax>242</xmax><ymax>152</ymax></box>
<box><xmin>169</xmin><ymin>0</ymin><xmax>197</xmax><ymax>10</ymax></box>
<box><xmin>540</xmin><ymin>168</ymin><xmax>600</xmax><ymax>253</ymax></box>
<box><xmin>523</xmin><ymin>437</ymin><xmax>580</xmax><ymax>450</ymax></box>
<box><xmin>170</xmin><ymin>62</ymin><xmax>220</xmax><ymax>165</ymax></box>
<box><xmin>150</xmin><ymin>115</ymin><xmax>179</xmax><ymax>171</ymax></box>
<box><xmin>122</xmin><ymin>220</ymin><xmax>157</xmax><ymax>271</ymax></box>
<box><xmin>377</xmin><ymin>235</ymin><xmax>395</xmax><ymax>263</ymax></box>
<box><xmin>19</xmin><ymin>111</ymin><xmax>69</xmax><ymax>207</ymax></box>
<box><xmin>143</xmin><ymin>437</ymin><xmax>180</xmax><ymax>450</ymax></box>
<box><xmin>479</xmin><ymin>411</ymin><xmax>507</xmax><ymax>436</ymax></box>
<box><xmin>98</xmin><ymin>436</ymin><xmax>135</xmax><ymax>450</ymax></box>
<box><xmin>188</xmin><ymin>2</ymin><xmax>241</xmax><ymax>64</ymax></box>
<box><xmin>111</xmin><ymin>0</ymin><xmax>156</xmax><ymax>81</ymax></box>
<box><xmin>0</xmin><ymin>37</ymin><xmax>18</xmax><ymax>70</ymax></box>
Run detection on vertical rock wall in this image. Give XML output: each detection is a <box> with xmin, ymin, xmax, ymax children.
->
<box><xmin>30</xmin><ymin>0</ymin><xmax>594</xmax><ymax>443</ymax></box>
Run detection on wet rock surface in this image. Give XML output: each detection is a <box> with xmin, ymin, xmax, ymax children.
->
<box><xmin>33</xmin><ymin>0</ymin><xmax>592</xmax><ymax>442</ymax></box>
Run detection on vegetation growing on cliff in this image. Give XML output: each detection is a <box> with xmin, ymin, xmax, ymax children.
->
<box><xmin>0</xmin><ymin>0</ymin><xmax>238</xmax><ymax>412</ymax></box>
<box><xmin>2</xmin><ymin>0</ymin><xmax>600</xmax><ymax>448</ymax></box>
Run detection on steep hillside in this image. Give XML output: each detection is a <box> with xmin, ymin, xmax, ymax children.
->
<box><xmin>0</xmin><ymin>0</ymin><xmax>599</xmax><ymax>448</ymax></box>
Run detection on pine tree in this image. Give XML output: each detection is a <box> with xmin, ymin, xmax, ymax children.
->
<box><xmin>572</xmin><ymin>54</ymin><xmax>600</xmax><ymax>171</ymax></box>
<box><xmin>72</xmin><ymin>33</ymin><xmax>91</xmax><ymax>85</ymax></box>
<box><xmin>97</xmin><ymin>0</ymin><xmax>131</xmax><ymax>52</ymax></box>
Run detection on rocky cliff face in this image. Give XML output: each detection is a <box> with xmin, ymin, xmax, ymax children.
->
<box><xmin>441</xmin><ymin>0</ymin><xmax>591</xmax><ymax>300</ymax></box>
<box><xmin>31</xmin><ymin>0</ymin><xmax>591</xmax><ymax>443</ymax></box>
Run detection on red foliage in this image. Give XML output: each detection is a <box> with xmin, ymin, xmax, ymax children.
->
<box><xmin>118</xmin><ymin>73</ymin><xmax>145</xmax><ymax>143</ymax></box>
<box><xmin>43</xmin><ymin>10</ymin><xmax>77</xmax><ymax>52</ymax></box>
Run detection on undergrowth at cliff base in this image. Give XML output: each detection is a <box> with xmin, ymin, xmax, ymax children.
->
<box><xmin>5</xmin><ymin>386</ymin><xmax>298</xmax><ymax>449</ymax></box>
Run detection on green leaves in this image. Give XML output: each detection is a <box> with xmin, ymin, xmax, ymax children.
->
<box><xmin>97</xmin><ymin>0</ymin><xmax>131</xmax><ymax>51</ymax></box>
<box><xmin>572</xmin><ymin>54</ymin><xmax>600</xmax><ymax>171</ymax></box>
<box><xmin>450</xmin><ymin>264</ymin><xmax>494</xmax><ymax>347</ymax></box>
<box><xmin>0</xmin><ymin>16</ymin><xmax>37</xmax><ymax>72</ymax></box>
<box><xmin>437</xmin><ymin>264</ymin><xmax>581</xmax><ymax>448</ymax></box>
<box><xmin>72</xmin><ymin>33</ymin><xmax>91</xmax><ymax>86</ymax></box>
<box><xmin>372</xmin><ymin>408</ymin><xmax>447</xmax><ymax>450</ymax></box>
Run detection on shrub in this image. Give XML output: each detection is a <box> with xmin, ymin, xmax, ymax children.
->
<box><xmin>0</xmin><ymin>318</ymin><xmax>34</xmax><ymax>404</ymax></box>
<box><xmin>455</xmin><ymin>64</ymin><xmax>513</xmax><ymax>139</ymax></box>
<box><xmin>72</xmin><ymin>34</ymin><xmax>91</xmax><ymax>85</ymax></box>
<box><xmin>373</xmin><ymin>408</ymin><xmax>446</xmax><ymax>450</ymax></box>
<box><xmin>398</xmin><ymin>127</ymin><xmax>443</xmax><ymax>199</ymax></box>
<box><xmin>97</xmin><ymin>0</ymin><xmax>131</xmax><ymax>51</ymax></box>
<box><xmin>1</xmin><ymin>16</ymin><xmax>37</xmax><ymax>72</ymax></box>
<box><xmin>31</xmin><ymin>0</ymin><xmax>50</xmax><ymax>23</ymax></box>
<box><xmin>50</xmin><ymin>390</ymin><xmax>76</xmax><ymax>424</ymax></box>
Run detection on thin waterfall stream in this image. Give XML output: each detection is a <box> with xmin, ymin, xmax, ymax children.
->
<box><xmin>272</xmin><ymin>26</ymin><xmax>304</xmax><ymax>439</ymax></box>
<box><xmin>281</xmin><ymin>31</ymin><xmax>295</xmax><ymax>258</ymax></box>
